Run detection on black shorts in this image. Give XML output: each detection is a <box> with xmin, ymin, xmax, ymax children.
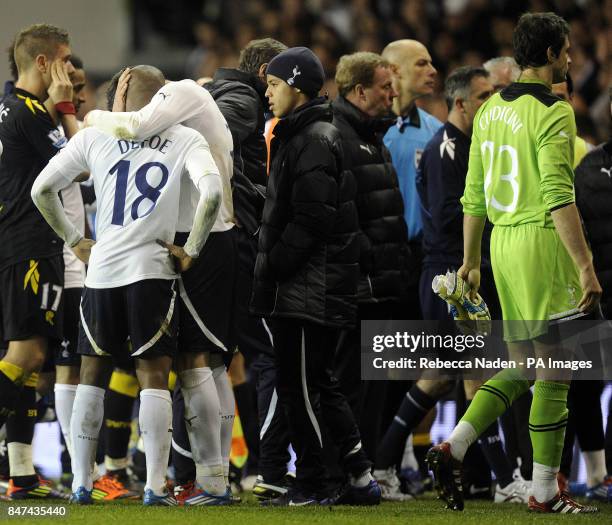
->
<box><xmin>55</xmin><ymin>287</ymin><xmax>83</xmax><ymax>367</ymax></box>
<box><xmin>0</xmin><ymin>256</ymin><xmax>65</xmax><ymax>345</ymax></box>
<box><xmin>78</xmin><ymin>279</ymin><xmax>178</xmax><ymax>360</ymax></box>
<box><xmin>177</xmin><ymin>230</ymin><xmax>236</xmax><ymax>355</ymax></box>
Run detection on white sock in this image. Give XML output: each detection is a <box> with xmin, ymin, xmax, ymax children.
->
<box><xmin>0</xmin><ymin>424</ymin><xmax>5</xmax><ymax>443</ymax></box>
<box><xmin>350</xmin><ymin>469</ymin><xmax>374</xmax><ymax>488</ymax></box>
<box><xmin>583</xmin><ymin>450</ymin><xmax>607</xmax><ymax>488</ymax></box>
<box><xmin>105</xmin><ymin>456</ymin><xmax>129</xmax><ymax>471</ymax></box>
<box><xmin>140</xmin><ymin>389</ymin><xmax>172</xmax><ymax>496</ymax></box>
<box><xmin>532</xmin><ymin>462</ymin><xmax>558</xmax><ymax>503</ymax></box>
<box><xmin>8</xmin><ymin>442</ymin><xmax>35</xmax><ymax>477</ymax></box>
<box><xmin>212</xmin><ymin>366</ymin><xmax>235</xmax><ymax>487</ymax></box>
<box><xmin>401</xmin><ymin>434</ymin><xmax>419</xmax><ymax>471</ymax></box>
<box><xmin>54</xmin><ymin>383</ymin><xmax>77</xmax><ymax>459</ymax></box>
<box><xmin>71</xmin><ymin>384</ymin><xmax>105</xmax><ymax>492</ymax></box>
<box><xmin>180</xmin><ymin>367</ymin><xmax>225</xmax><ymax>495</ymax></box>
<box><xmin>92</xmin><ymin>461</ymin><xmax>100</xmax><ymax>482</ymax></box>
<box><xmin>447</xmin><ymin>421</ymin><xmax>478</xmax><ymax>461</ymax></box>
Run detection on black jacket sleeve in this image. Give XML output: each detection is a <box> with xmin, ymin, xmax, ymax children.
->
<box><xmin>426</xmin><ymin>148</ymin><xmax>464</xmax><ymax>236</ymax></box>
<box><xmin>268</xmin><ymin>138</ymin><xmax>338</xmax><ymax>279</ymax></box>
<box><xmin>214</xmin><ymin>85</ymin><xmax>259</xmax><ymax>146</ymax></box>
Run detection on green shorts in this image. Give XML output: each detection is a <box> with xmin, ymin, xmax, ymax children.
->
<box><xmin>490</xmin><ymin>224</ymin><xmax>582</xmax><ymax>342</ymax></box>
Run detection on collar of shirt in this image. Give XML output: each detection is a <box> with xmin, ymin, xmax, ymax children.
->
<box><xmin>395</xmin><ymin>103</ymin><xmax>421</xmax><ymax>132</ymax></box>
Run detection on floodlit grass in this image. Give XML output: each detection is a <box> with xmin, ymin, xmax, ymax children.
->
<box><xmin>1</xmin><ymin>494</ymin><xmax>611</xmax><ymax>525</ymax></box>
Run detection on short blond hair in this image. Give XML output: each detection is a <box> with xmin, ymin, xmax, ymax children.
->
<box><xmin>335</xmin><ymin>52</ymin><xmax>390</xmax><ymax>98</ymax></box>
<box><xmin>14</xmin><ymin>23</ymin><xmax>70</xmax><ymax>73</ymax></box>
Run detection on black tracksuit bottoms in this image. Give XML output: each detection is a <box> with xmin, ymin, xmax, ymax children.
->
<box><xmin>269</xmin><ymin>318</ymin><xmax>371</xmax><ymax>493</ymax></box>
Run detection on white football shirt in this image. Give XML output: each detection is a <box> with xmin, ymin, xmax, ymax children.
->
<box><xmin>87</xmin><ymin>79</ymin><xmax>235</xmax><ymax>233</ymax></box>
<box><xmin>58</xmin><ymin>122</ymin><xmax>86</xmax><ymax>289</ymax></box>
<box><xmin>60</xmin><ymin>182</ymin><xmax>86</xmax><ymax>288</ymax></box>
<box><xmin>44</xmin><ymin>125</ymin><xmax>214</xmax><ymax>288</ymax></box>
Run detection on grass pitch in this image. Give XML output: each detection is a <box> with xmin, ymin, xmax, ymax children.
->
<box><xmin>1</xmin><ymin>494</ymin><xmax>611</xmax><ymax>525</ymax></box>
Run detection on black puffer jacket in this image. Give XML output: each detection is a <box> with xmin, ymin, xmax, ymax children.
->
<box><xmin>205</xmin><ymin>68</ymin><xmax>267</xmax><ymax>235</ymax></box>
<box><xmin>575</xmin><ymin>141</ymin><xmax>612</xmax><ymax>315</ymax></box>
<box><xmin>331</xmin><ymin>96</ymin><xmax>412</xmax><ymax>303</ymax></box>
<box><xmin>250</xmin><ymin>99</ymin><xmax>359</xmax><ymax>328</ymax></box>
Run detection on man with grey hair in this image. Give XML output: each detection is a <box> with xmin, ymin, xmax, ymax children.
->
<box><xmin>418</xmin><ymin>66</ymin><xmax>494</xmax><ymax>322</ymax></box>
<box><xmin>330</xmin><ymin>51</ymin><xmax>409</xmax><ymax>502</ymax></box>
<box><xmin>373</xmin><ymin>67</ymin><xmax>531</xmax><ymax>506</ymax></box>
<box><xmin>483</xmin><ymin>57</ymin><xmax>521</xmax><ymax>92</ymax></box>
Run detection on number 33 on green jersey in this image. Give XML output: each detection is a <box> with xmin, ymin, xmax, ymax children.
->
<box><xmin>461</xmin><ymin>78</ymin><xmax>576</xmax><ymax>228</ymax></box>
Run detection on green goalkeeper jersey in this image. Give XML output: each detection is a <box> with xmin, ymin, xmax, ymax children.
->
<box><xmin>461</xmin><ymin>78</ymin><xmax>576</xmax><ymax>228</ymax></box>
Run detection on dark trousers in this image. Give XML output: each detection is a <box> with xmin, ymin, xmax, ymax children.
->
<box><xmin>334</xmin><ymin>301</ymin><xmax>409</xmax><ymax>464</ymax></box>
<box><xmin>270</xmin><ymin>318</ymin><xmax>371</xmax><ymax>493</ymax></box>
<box><xmin>560</xmin><ymin>379</ymin><xmax>605</xmax><ymax>478</ymax></box>
<box><xmin>233</xmin><ymin>228</ymin><xmax>289</xmax><ymax>480</ymax></box>
<box><xmin>254</xmin><ymin>326</ymin><xmax>291</xmax><ymax>481</ymax></box>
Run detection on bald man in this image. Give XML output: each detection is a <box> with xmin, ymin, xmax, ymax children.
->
<box><xmin>373</xmin><ymin>39</ymin><xmax>442</xmax><ymax>499</ymax></box>
<box><xmin>382</xmin><ymin>39</ymin><xmax>441</xmax><ymax>251</ymax></box>
<box><xmin>381</xmin><ymin>40</ymin><xmax>442</xmax><ymax>308</ymax></box>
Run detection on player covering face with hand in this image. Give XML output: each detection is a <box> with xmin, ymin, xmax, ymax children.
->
<box><xmin>31</xmin><ymin>65</ymin><xmax>222</xmax><ymax>506</ymax></box>
<box><xmin>87</xmin><ymin>68</ymin><xmax>238</xmax><ymax>506</ymax></box>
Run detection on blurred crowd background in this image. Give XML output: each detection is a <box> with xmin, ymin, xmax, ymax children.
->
<box><xmin>130</xmin><ymin>0</ymin><xmax>611</xmax><ymax>143</ymax></box>
<box><xmin>1</xmin><ymin>0</ymin><xmax>610</xmax><ymax>142</ymax></box>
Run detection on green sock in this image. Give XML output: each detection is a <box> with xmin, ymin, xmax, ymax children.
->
<box><xmin>529</xmin><ymin>380</ymin><xmax>569</xmax><ymax>467</ymax></box>
<box><xmin>461</xmin><ymin>368</ymin><xmax>530</xmax><ymax>435</ymax></box>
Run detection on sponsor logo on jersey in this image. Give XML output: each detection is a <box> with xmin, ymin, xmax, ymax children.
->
<box><xmin>359</xmin><ymin>144</ymin><xmax>375</xmax><ymax>155</ymax></box>
<box><xmin>600</xmin><ymin>166</ymin><xmax>612</xmax><ymax>179</ymax></box>
<box><xmin>16</xmin><ymin>94</ymin><xmax>46</xmax><ymax>115</ymax></box>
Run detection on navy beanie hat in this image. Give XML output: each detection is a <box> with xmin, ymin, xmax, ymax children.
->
<box><xmin>266</xmin><ymin>46</ymin><xmax>325</xmax><ymax>98</ymax></box>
